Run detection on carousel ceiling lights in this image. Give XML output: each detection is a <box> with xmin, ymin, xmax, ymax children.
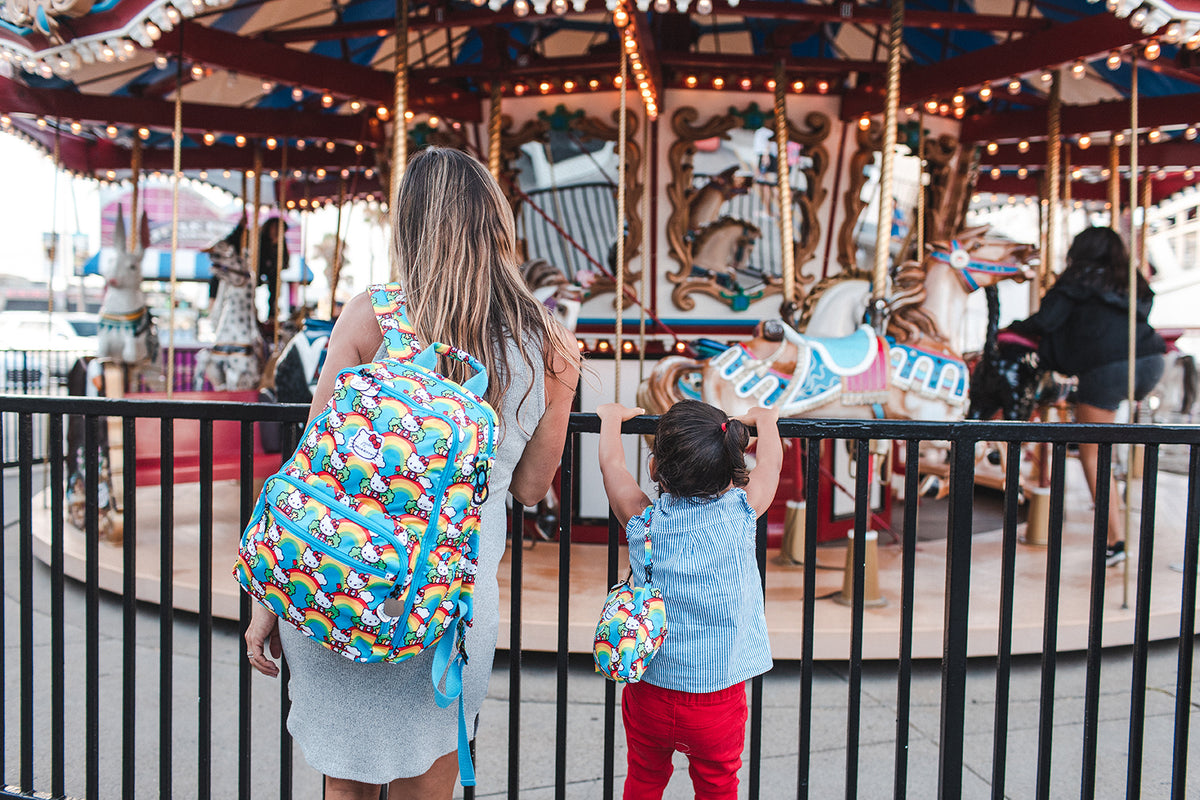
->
<box><xmin>1007</xmin><ymin>78</ymin><xmax>1022</xmax><ymax>94</ymax></box>
<box><xmin>1186</xmin><ymin>125</ymin><xmax>1198</xmax><ymax>139</ymax></box>
<box><xmin>1099</xmin><ymin>0</ymin><xmax>1200</xmax><ymax>48</ymax></box>
<box><xmin>978</xmin><ymin>82</ymin><xmax>993</xmax><ymax>101</ymax></box>
<box><xmin>1078</xmin><ymin>134</ymin><xmax>1092</xmax><ymax>148</ymax></box>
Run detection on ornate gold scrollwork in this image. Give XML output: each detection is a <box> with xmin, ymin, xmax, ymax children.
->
<box><xmin>499</xmin><ymin>106</ymin><xmax>643</xmax><ymax>299</ymax></box>
<box><xmin>665</xmin><ymin>105</ymin><xmax>829</xmax><ymax>312</ymax></box>
<box><xmin>836</xmin><ymin>122</ymin><xmax>959</xmax><ymax>274</ymax></box>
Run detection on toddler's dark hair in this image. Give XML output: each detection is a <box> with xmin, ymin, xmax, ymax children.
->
<box><xmin>652</xmin><ymin>399</ymin><xmax>750</xmax><ymax>500</ymax></box>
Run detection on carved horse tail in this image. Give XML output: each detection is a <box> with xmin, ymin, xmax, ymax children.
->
<box><xmin>982</xmin><ymin>284</ymin><xmax>1001</xmax><ymax>363</ymax></box>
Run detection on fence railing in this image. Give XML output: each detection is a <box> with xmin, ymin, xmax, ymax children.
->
<box><xmin>0</xmin><ymin>394</ymin><xmax>1197</xmax><ymax>799</ymax></box>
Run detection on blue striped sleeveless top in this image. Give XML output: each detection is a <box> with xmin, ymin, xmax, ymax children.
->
<box><xmin>626</xmin><ymin>488</ymin><xmax>773</xmax><ymax>693</ymax></box>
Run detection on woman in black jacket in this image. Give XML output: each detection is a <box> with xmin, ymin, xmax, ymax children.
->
<box><xmin>1008</xmin><ymin>226</ymin><xmax>1165</xmax><ymax>566</ymax></box>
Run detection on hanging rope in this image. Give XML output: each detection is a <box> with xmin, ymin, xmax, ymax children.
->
<box><xmin>488</xmin><ymin>82</ymin><xmax>502</xmax><ymax>181</ymax></box>
<box><xmin>330</xmin><ymin>176</ymin><xmax>348</xmax><ymax>310</ymax></box>
<box><xmin>773</xmin><ymin>59</ymin><xmax>796</xmax><ymax>318</ymax></box>
<box><xmin>168</xmin><ymin>55</ymin><xmax>183</xmax><ymax>397</ymax></box>
<box><xmin>1045</xmin><ymin>70</ymin><xmax>1061</xmax><ymax>288</ymax></box>
<box><xmin>615</xmin><ymin>48</ymin><xmax>628</xmax><ymax>402</ymax></box>
<box><xmin>872</xmin><ymin>0</ymin><xmax>903</xmax><ymax>332</ymax></box>
<box><xmin>391</xmin><ymin>0</ymin><xmax>409</xmax><ymax>210</ymax></box>
<box><xmin>274</xmin><ymin>146</ymin><xmax>288</xmax><ymax>349</ymax></box>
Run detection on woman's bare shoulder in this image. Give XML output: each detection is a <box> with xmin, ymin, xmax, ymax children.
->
<box><xmin>331</xmin><ymin>292</ymin><xmax>386</xmax><ymax>364</ymax></box>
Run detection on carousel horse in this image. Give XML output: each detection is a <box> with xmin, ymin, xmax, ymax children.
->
<box><xmin>194</xmin><ymin>222</ymin><xmax>265</xmax><ymax>391</ymax></box>
<box><xmin>690</xmin><ymin>218</ymin><xmax>762</xmax><ymax>284</ymax></box>
<box><xmin>687</xmin><ymin>165</ymin><xmax>753</xmax><ymax>231</ymax></box>
<box><xmin>799</xmin><ymin>227</ymin><xmax>1038</xmax><ymax>345</ymax></box>
<box><xmin>638</xmin><ymin>317</ymin><xmax>968</xmax><ymax>423</ymax></box>
<box><xmin>98</xmin><ymin>207</ymin><xmax>159</xmax><ymax>369</ymax></box>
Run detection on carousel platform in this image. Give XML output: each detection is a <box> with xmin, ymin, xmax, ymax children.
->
<box><xmin>28</xmin><ymin>457</ymin><xmax>1199</xmax><ymax>660</ymax></box>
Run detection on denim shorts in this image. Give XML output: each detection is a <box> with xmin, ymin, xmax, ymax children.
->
<box><xmin>1075</xmin><ymin>355</ymin><xmax>1166</xmax><ymax>411</ymax></box>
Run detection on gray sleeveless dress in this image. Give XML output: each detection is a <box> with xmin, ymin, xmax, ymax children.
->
<box><xmin>279</xmin><ymin>333</ymin><xmax>545</xmax><ymax>783</ymax></box>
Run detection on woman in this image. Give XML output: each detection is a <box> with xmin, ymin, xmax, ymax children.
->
<box><xmin>244</xmin><ymin>147</ymin><xmax>580</xmax><ymax>798</ymax></box>
<box><xmin>1008</xmin><ymin>226</ymin><xmax>1165</xmax><ymax>566</ymax></box>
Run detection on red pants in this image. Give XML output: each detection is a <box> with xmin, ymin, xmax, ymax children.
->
<box><xmin>621</xmin><ymin>680</ymin><xmax>747</xmax><ymax>800</ymax></box>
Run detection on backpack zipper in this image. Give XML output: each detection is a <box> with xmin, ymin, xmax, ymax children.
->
<box><xmin>262</xmin><ymin>498</ymin><xmax>392</xmax><ymax>581</ymax></box>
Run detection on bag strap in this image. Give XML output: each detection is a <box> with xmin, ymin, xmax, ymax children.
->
<box><xmin>642</xmin><ymin>510</ymin><xmax>655</xmax><ymax>586</ymax></box>
<box><xmin>367</xmin><ymin>283</ymin><xmax>421</xmax><ymax>360</ymax></box>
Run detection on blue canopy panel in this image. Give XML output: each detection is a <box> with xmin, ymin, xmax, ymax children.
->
<box><xmin>83</xmin><ymin>249</ymin><xmax>313</xmax><ymax>283</ymax></box>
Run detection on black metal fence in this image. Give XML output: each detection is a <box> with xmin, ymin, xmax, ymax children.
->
<box><xmin>0</xmin><ymin>395</ymin><xmax>1197</xmax><ymax>799</ymax></box>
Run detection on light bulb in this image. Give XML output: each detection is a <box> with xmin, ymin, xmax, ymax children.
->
<box><xmin>1107</xmin><ymin>50</ymin><xmax>1122</xmax><ymax>70</ymax></box>
<box><xmin>978</xmin><ymin>82</ymin><xmax>992</xmax><ymax>101</ymax></box>
<box><xmin>1007</xmin><ymin>78</ymin><xmax>1021</xmax><ymax>94</ymax></box>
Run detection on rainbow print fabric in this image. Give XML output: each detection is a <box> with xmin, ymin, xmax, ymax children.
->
<box><xmin>233</xmin><ymin>286</ymin><xmax>497</xmax><ymax>665</ymax></box>
<box><xmin>593</xmin><ymin>513</ymin><xmax>668</xmax><ymax>683</ymax></box>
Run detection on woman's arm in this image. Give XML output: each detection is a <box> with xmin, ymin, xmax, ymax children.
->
<box><xmin>304</xmin><ymin>292</ymin><xmax>385</xmax><ymax>425</ymax></box>
<box><xmin>1006</xmin><ymin>288</ymin><xmax>1073</xmax><ymax>338</ymax></box>
<box><xmin>509</xmin><ymin>326</ymin><xmax>581</xmax><ymax>507</ymax></box>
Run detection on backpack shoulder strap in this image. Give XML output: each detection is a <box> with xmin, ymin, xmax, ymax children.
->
<box><xmin>368</xmin><ymin>283</ymin><xmax>421</xmax><ymax>360</ymax></box>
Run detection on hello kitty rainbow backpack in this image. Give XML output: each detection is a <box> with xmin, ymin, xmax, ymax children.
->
<box><xmin>233</xmin><ymin>283</ymin><xmax>496</xmax><ymax>785</ymax></box>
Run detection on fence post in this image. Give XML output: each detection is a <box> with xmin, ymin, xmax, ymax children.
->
<box><xmin>937</xmin><ymin>437</ymin><xmax>975</xmax><ymax>798</ymax></box>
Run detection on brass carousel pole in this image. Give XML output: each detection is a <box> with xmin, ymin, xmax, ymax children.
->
<box><xmin>1063</xmin><ymin>146</ymin><xmax>1072</xmax><ymax>243</ymax></box>
<box><xmin>1045</xmin><ymin>70</ymin><xmax>1061</xmax><ymax>287</ymax></box>
<box><xmin>637</xmin><ymin>106</ymin><xmax>650</xmax><ymax>481</ymax></box>
<box><xmin>1108</xmin><ymin>140</ymin><xmax>1120</xmax><ymax>226</ymax></box>
<box><xmin>773</xmin><ymin>59</ymin><xmax>796</xmax><ymax>319</ymax></box>
<box><xmin>274</xmin><ymin>146</ymin><xmax>288</xmax><ymax>349</ymax></box>
<box><xmin>391</xmin><ymin>0</ymin><xmax>409</xmax><ymax>218</ymax></box>
<box><xmin>1123</xmin><ymin>54</ymin><xmax>1139</xmax><ymax>609</ymax></box>
<box><xmin>488</xmin><ymin>82</ymin><xmax>502</xmax><ymax>181</ymax></box>
<box><xmin>250</xmin><ymin>145</ymin><xmax>263</xmax><ymax>284</ymax></box>
<box><xmin>130</xmin><ymin>137</ymin><xmax>142</xmax><ymax>249</ymax></box>
<box><xmin>916</xmin><ymin>111</ymin><xmax>926</xmax><ymax>260</ymax></box>
<box><xmin>167</xmin><ymin>58</ymin><xmax>184</xmax><ymax>397</ymax></box>
<box><xmin>871</xmin><ymin>0</ymin><xmax>904</xmax><ymax>332</ymax></box>
<box><xmin>614</xmin><ymin>46</ymin><xmax>628</xmax><ymax>403</ymax></box>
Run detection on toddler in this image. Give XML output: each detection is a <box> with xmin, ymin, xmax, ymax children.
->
<box><xmin>597</xmin><ymin>399</ymin><xmax>782</xmax><ymax>800</ymax></box>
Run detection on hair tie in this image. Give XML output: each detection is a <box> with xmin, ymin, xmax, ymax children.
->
<box><xmin>721</xmin><ymin>422</ymin><xmax>727</xmax><ymax>432</ymax></box>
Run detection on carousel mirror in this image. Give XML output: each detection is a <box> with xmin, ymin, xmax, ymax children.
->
<box><xmin>500</xmin><ymin>104</ymin><xmax>642</xmax><ymax>299</ymax></box>
<box><xmin>836</xmin><ymin>121</ymin><xmax>958</xmax><ymax>275</ymax></box>
<box><xmin>666</xmin><ymin>104</ymin><xmax>830</xmax><ymax>311</ymax></box>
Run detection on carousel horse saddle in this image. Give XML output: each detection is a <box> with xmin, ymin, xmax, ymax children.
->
<box><xmin>793</xmin><ymin>326</ymin><xmax>878</xmax><ymax>375</ymax></box>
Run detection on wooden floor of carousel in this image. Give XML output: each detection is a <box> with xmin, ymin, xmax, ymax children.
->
<box><xmin>30</xmin><ymin>455</ymin><xmax>1200</xmax><ymax>660</ymax></box>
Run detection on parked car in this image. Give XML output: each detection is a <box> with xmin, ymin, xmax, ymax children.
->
<box><xmin>0</xmin><ymin>311</ymin><xmax>97</xmax><ymax>392</ymax></box>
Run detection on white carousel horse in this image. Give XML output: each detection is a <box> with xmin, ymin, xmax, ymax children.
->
<box><xmin>194</xmin><ymin>223</ymin><xmax>265</xmax><ymax>391</ymax></box>
<box><xmin>638</xmin><ymin>318</ymin><xmax>968</xmax><ymax>423</ymax></box>
<box><xmin>799</xmin><ymin>227</ymin><xmax>1037</xmax><ymax>345</ymax></box>
<box><xmin>97</xmin><ymin>207</ymin><xmax>158</xmax><ymax>368</ymax></box>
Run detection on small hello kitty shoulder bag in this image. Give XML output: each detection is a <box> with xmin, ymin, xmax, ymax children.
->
<box><xmin>593</xmin><ymin>510</ymin><xmax>669</xmax><ymax>683</ymax></box>
<box><xmin>232</xmin><ymin>283</ymin><xmax>498</xmax><ymax>786</ymax></box>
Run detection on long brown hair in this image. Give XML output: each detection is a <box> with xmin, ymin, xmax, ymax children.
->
<box><xmin>391</xmin><ymin>147</ymin><xmax>576</xmax><ymax>409</ymax></box>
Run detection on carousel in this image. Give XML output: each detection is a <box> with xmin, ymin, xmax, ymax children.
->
<box><xmin>3</xmin><ymin>0</ymin><xmax>1199</xmax><ymax>658</ymax></box>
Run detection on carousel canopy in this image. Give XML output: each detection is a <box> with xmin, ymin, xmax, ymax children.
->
<box><xmin>1</xmin><ymin>0</ymin><xmax>1198</xmax><ymax>203</ymax></box>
